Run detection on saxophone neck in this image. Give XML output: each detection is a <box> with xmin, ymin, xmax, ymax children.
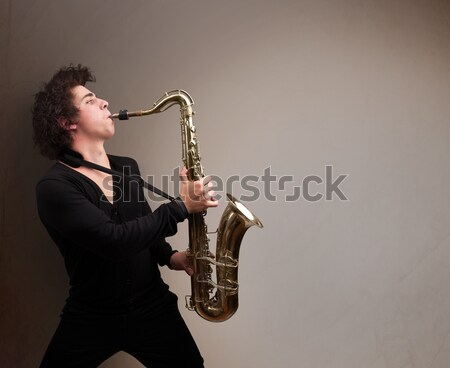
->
<box><xmin>151</xmin><ymin>89</ymin><xmax>194</xmax><ymax>117</ymax></box>
<box><xmin>111</xmin><ymin>90</ymin><xmax>194</xmax><ymax>120</ymax></box>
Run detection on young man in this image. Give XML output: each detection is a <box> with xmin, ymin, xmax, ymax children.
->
<box><xmin>32</xmin><ymin>64</ymin><xmax>217</xmax><ymax>367</ymax></box>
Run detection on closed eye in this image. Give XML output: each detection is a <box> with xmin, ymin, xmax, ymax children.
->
<box><xmin>81</xmin><ymin>92</ymin><xmax>96</xmax><ymax>104</ymax></box>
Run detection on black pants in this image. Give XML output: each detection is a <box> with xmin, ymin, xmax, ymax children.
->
<box><xmin>39</xmin><ymin>304</ymin><xmax>204</xmax><ymax>368</ymax></box>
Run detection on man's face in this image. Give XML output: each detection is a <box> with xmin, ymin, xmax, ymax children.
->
<box><xmin>70</xmin><ymin>85</ymin><xmax>114</xmax><ymax>141</ymax></box>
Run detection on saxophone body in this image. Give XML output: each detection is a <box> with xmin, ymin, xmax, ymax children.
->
<box><xmin>112</xmin><ymin>90</ymin><xmax>263</xmax><ymax>322</ymax></box>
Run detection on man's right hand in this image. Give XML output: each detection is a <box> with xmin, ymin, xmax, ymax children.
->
<box><xmin>179</xmin><ymin>167</ymin><xmax>218</xmax><ymax>214</ymax></box>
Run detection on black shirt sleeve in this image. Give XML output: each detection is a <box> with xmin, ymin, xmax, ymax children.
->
<box><xmin>36</xmin><ymin>176</ymin><xmax>188</xmax><ymax>261</ymax></box>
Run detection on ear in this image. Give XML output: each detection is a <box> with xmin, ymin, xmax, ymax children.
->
<box><xmin>57</xmin><ymin>116</ymin><xmax>77</xmax><ymax>131</ymax></box>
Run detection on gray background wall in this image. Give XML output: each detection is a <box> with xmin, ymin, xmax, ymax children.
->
<box><xmin>1</xmin><ymin>0</ymin><xmax>450</xmax><ymax>367</ymax></box>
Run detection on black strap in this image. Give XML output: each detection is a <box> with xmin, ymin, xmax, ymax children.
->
<box><xmin>61</xmin><ymin>150</ymin><xmax>176</xmax><ymax>202</ymax></box>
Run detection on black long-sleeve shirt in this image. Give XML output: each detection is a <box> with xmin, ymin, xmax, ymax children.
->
<box><xmin>36</xmin><ymin>155</ymin><xmax>188</xmax><ymax>315</ymax></box>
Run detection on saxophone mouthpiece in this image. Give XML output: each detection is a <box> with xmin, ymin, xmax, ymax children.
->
<box><xmin>110</xmin><ymin>110</ymin><xmax>129</xmax><ymax>120</ymax></box>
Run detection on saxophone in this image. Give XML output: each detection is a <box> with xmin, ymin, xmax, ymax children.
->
<box><xmin>111</xmin><ymin>90</ymin><xmax>263</xmax><ymax>322</ymax></box>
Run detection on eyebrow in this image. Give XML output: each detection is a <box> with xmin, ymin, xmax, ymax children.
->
<box><xmin>80</xmin><ymin>92</ymin><xmax>95</xmax><ymax>102</ymax></box>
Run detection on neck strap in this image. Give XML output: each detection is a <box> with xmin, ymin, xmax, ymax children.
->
<box><xmin>60</xmin><ymin>150</ymin><xmax>176</xmax><ymax>202</ymax></box>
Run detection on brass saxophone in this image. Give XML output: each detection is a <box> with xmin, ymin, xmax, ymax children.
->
<box><xmin>111</xmin><ymin>90</ymin><xmax>263</xmax><ymax>322</ymax></box>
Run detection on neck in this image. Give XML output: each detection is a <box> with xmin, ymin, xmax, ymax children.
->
<box><xmin>70</xmin><ymin>141</ymin><xmax>110</xmax><ymax>167</ymax></box>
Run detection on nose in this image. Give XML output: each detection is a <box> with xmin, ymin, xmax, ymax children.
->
<box><xmin>100</xmin><ymin>98</ymin><xmax>109</xmax><ymax>109</ymax></box>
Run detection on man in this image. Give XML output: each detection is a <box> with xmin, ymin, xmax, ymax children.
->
<box><xmin>32</xmin><ymin>64</ymin><xmax>217</xmax><ymax>367</ymax></box>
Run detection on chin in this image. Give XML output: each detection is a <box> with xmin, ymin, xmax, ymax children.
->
<box><xmin>103</xmin><ymin>131</ymin><xmax>115</xmax><ymax>141</ymax></box>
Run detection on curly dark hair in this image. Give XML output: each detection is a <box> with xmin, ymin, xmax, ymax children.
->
<box><xmin>32</xmin><ymin>64</ymin><xmax>96</xmax><ymax>159</ymax></box>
